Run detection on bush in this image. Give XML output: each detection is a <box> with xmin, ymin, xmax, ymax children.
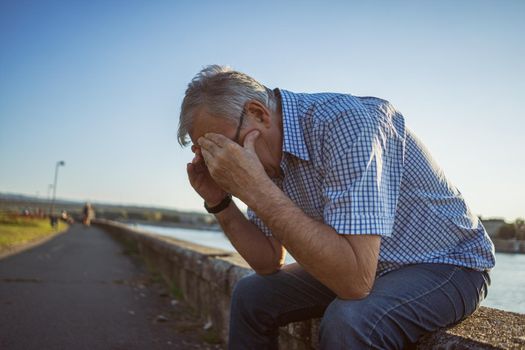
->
<box><xmin>497</xmin><ymin>224</ymin><xmax>516</xmax><ymax>239</ymax></box>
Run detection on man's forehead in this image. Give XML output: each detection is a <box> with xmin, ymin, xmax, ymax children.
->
<box><xmin>189</xmin><ymin>113</ymin><xmax>235</xmax><ymax>142</ymax></box>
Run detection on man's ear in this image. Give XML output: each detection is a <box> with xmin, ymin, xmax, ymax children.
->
<box><xmin>245</xmin><ymin>100</ymin><xmax>272</xmax><ymax>128</ymax></box>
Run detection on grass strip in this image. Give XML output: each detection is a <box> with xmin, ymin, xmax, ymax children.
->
<box><xmin>0</xmin><ymin>213</ymin><xmax>68</xmax><ymax>251</ymax></box>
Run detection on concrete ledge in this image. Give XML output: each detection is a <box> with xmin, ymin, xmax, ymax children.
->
<box><xmin>95</xmin><ymin>220</ymin><xmax>525</xmax><ymax>349</ymax></box>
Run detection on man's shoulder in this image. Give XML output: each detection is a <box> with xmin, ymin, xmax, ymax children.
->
<box><xmin>287</xmin><ymin>90</ymin><xmax>398</xmax><ymax>123</ymax></box>
<box><xmin>281</xmin><ymin>89</ymin><xmax>405</xmax><ymax>152</ymax></box>
<box><xmin>280</xmin><ymin>91</ymin><xmax>362</xmax><ymax>137</ymax></box>
<box><xmin>293</xmin><ymin>91</ymin><xmax>364</xmax><ymax>113</ymax></box>
<box><xmin>357</xmin><ymin>95</ymin><xmax>400</xmax><ymax>118</ymax></box>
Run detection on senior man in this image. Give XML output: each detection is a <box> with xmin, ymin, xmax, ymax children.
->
<box><xmin>178</xmin><ymin>65</ymin><xmax>495</xmax><ymax>349</ymax></box>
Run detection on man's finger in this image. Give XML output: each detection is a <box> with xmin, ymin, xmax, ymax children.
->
<box><xmin>187</xmin><ymin>163</ymin><xmax>195</xmax><ymax>182</ymax></box>
<box><xmin>187</xmin><ymin>163</ymin><xmax>203</xmax><ymax>188</ymax></box>
<box><xmin>243</xmin><ymin>130</ymin><xmax>260</xmax><ymax>151</ymax></box>
<box><xmin>198</xmin><ymin>137</ymin><xmax>220</xmax><ymax>153</ymax></box>
<box><xmin>192</xmin><ymin>152</ymin><xmax>204</xmax><ymax>164</ymax></box>
<box><xmin>201</xmin><ymin>148</ymin><xmax>214</xmax><ymax>166</ymax></box>
<box><xmin>205</xmin><ymin>133</ymin><xmax>232</xmax><ymax>147</ymax></box>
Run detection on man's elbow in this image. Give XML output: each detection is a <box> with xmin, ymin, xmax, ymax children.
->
<box><xmin>253</xmin><ymin>252</ymin><xmax>285</xmax><ymax>275</ymax></box>
<box><xmin>253</xmin><ymin>261</ymin><xmax>284</xmax><ymax>276</ymax></box>
<box><xmin>254</xmin><ymin>266</ymin><xmax>282</xmax><ymax>275</ymax></box>
<box><xmin>334</xmin><ymin>278</ymin><xmax>375</xmax><ymax>300</ymax></box>
<box><xmin>336</xmin><ymin>287</ymin><xmax>372</xmax><ymax>300</ymax></box>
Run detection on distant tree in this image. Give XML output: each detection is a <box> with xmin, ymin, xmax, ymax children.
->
<box><xmin>150</xmin><ymin>211</ymin><xmax>162</xmax><ymax>221</ymax></box>
<box><xmin>515</xmin><ymin>218</ymin><xmax>525</xmax><ymax>240</ymax></box>
<box><xmin>127</xmin><ymin>212</ymin><xmax>147</xmax><ymax>221</ymax></box>
<box><xmin>497</xmin><ymin>224</ymin><xmax>516</xmax><ymax>239</ymax></box>
<box><xmin>164</xmin><ymin>214</ymin><xmax>180</xmax><ymax>223</ymax></box>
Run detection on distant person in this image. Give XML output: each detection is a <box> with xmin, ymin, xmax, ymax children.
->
<box><xmin>178</xmin><ymin>65</ymin><xmax>496</xmax><ymax>349</ymax></box>
<box><xmin>49</xmin><ymin>214</ymin><xmax>59</xmax><ymax>229</ymax></box>
<box><xmin>60</xmin><ymin>210</ymin><xmax>74</xmax><ymax>224</ymax></box>
<box><xmin>82</xmin><ymin>202</ymin><xmax>95</xmax><ymax>226</ymax></box>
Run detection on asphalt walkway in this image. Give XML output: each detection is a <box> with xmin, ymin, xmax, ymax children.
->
<box><xmin>0</xmin><ymin>224</ymin><xmax>216</xmax><ymax>350</ymax></box>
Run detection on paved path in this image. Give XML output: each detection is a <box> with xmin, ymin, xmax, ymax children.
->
<box><xmin>0</xmin><ymin>224</ymin><xmax>214</xmax><ymax>350</ymax></box>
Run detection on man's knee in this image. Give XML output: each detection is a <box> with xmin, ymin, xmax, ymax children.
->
<box><xmin>320</xmin><ymin>298</ymin><xmax>411</xmax><ymax>349</ymax></box>
<box><xmin>230</xmin><ymin>272</ymin><xmax>281</xmax><ymax>332</ymax></box>
<box><xmin>230</xmin><ymin>272</ymin><xmax>276</xmax><ymax>315</ymax></box>
<box><xmin>320</xmin><ymin>299</ymin><xmax>374</xmax><ymax>348</ymax></box>
<box><xmin>231</xmin><ymin>274</ymin><xmax>259</xmax><ymax>308</ymax></box>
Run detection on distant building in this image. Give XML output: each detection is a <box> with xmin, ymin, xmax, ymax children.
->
<box><xmin>481</xmin><ymin>218</ymin><xmax>506</xmax><ymax>238</ymax></box>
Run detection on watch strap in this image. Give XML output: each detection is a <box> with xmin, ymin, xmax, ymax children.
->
<box><xmin>204</xmin><ymin>194</ymin><xmax>232</xmax><ymax>214</ymax></box>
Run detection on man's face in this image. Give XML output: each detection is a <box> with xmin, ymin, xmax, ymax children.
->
<box><xmin>189</xmin><ymin>109</ymin><xmax>280</xmax><ymax>178</ymax></box>
<box><xmin>189</xmin><ymin>110</ymin><xmax>240</xmax><ymax>151</ymax></box>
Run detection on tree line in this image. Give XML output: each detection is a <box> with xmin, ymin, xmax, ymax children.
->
<box><xmin>496</xmin><ymin>219</ymin><xmax>525</xmax><ymax>240</ymax></box>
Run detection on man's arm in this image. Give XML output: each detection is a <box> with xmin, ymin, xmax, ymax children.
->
<box><xmin>198</xmin><ymin>131</ymin><xmax>381</xmax><ymax>299</ymax></box>
<box><xmin>247</xmin><ymin>179</ymin><xmax>381</xmax><ymax>299</ymax></box>
<box><xmin>186</xmin><ymin>145</ymin><xmax>284</xmax><ymax>275</ymax></box>
<box><xmin>213</xmin><ymin>199</ymin><xmax>286</xmax><ymax>275</ymax></box>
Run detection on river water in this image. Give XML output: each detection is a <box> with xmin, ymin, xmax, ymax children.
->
<box><xmin>132</xmin><ymin>223</ymin><xmax>525</xmax><ymax>314</ymax></box>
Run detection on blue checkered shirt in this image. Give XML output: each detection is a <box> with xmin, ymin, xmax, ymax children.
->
<box><xmin>248</xmin><ymin>89</ymin><xmax>496</xmax><ymax>276</ymax></box>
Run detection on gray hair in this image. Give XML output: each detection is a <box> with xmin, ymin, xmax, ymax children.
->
<box><xmin>177</xmin><ymin>65</ymin><xmax>276</xmax><ymax>146</ymax></box>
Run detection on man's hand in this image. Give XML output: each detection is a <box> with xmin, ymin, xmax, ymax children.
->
<box><xmin>197</xmin><ymin>131</ymin><xmax>272</xmax><ymax>206</ymax></box>
<box><xmin>187</xmin><ymin>145</ymin><xmax>228</xmax><ymax>207</ymax></box>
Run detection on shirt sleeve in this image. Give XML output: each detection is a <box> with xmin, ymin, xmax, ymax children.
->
<box><xmin>247</xmin><ymin>207</ymin><xmax>273</xmax><ymax>237</ymax></box>
<box><xmin>322</xmin><ymin>104</ymin><xmax>405</xmax><ymax>236</ymax></box>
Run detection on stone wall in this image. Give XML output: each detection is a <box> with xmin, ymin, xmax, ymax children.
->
<box><xmin>95</xmin><ymin>220</ymin><xmax>525</xmax><ymax>349</ymax></box>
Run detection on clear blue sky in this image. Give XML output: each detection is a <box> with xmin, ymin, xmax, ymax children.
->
<box><xmin>0</xmin><ymin>0</ymin><xmax>523</xmax><ymax>220</ymax></box>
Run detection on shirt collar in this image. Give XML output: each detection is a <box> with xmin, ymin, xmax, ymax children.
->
<box><xmin>277</xmin><ymin>89</ymin><xmax>310</xmax><ymax>161</ymax></box>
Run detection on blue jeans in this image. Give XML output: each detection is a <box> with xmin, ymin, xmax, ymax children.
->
<box><xmin>228</xmin><ymin>263</ymin><xmax>490</xmax><ymax>349</ymax></box>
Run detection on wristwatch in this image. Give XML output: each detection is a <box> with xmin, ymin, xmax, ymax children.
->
<box><xmin>204</xmin><ymin>194</ymin><xmax>232</xmax><ymax>214</ymax></box>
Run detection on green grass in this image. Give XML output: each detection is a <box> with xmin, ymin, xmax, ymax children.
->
<box><xmin>121</xmin><ymin>238</ymin><xmax>139</xmax><ymax>256</ymax></box>
<box><xmin>170</xmin><ymin>280</ymin><xmax>184</xmax><ymax>300</ymax></box>
<box><xmin>0</xmin><ymin>213</ymin><xmax>68</xmax><ymax>251</ymax></box>
<box><xmin>201</xmin><ymin>329</ymin><xmax>222</xmax><ymax>345</ymax></box>
<box><xmin>151</xmin><ymin>272</ymin><xmax>164</xmax><ymax>284</ymax></box>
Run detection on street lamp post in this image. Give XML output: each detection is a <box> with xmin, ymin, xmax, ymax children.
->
<box><xmin>49</xmin><ymin>161</ymin><xmax>65</xmax><ymax>219</ymax></box>
<box><xmin>47</xmin><ymin>184</ymin><xmax>53</xmax><ymax>202</ymax></box>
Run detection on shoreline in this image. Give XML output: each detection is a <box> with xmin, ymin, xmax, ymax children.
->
<box><xmin>491</xmin><ymin>238</ymin><xmax>525</xmax><ymax>254</ymax></box>
<box><xmin>117</xmin><ymin>219</ymin><xmax>222</xmax><ymax>232</ymax></box>
<box><xmin>120</xmin><ymin>220</ymin><xmax>525</xmax><ymax>255</ymax></box>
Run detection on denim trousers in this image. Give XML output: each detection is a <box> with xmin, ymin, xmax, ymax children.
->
<box><xmin>228</xmin><ymin>262</ymin><xmax>490</xmax><ymax>349</ymax></box>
